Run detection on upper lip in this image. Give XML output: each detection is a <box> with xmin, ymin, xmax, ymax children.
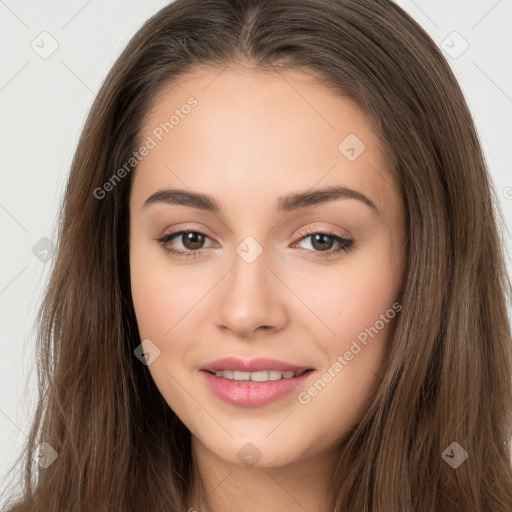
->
<box><xmin>200</xmin><ymin>357</ymin><xmax>312</xmax><ymax>373</ymax></box>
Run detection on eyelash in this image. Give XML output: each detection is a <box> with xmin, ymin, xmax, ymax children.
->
<box><xmin>155</xmin><ymin>226</ymin><xmax>354</xmax><ymax>260</ymax></box>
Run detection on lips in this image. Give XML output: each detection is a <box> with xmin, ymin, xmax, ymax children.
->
<box><xmin>199</xmin><ymin>357</ymin><xmax>315</xmax><ymax>407</ymax></box>
<box><xmin>200</xmin><ymin>357</ymin><xmax>312</xmax><ymax>374</ymax></box>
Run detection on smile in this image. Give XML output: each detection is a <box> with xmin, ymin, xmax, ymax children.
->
<box><xmin>207</xmin><ymin>369</ymin><xmax>309</xmax><ymax>381</ymax></box>
<box><xmin>199</xmin><ymin>358</ymin><xmax>315</xmax><ymax>407</ymax></box>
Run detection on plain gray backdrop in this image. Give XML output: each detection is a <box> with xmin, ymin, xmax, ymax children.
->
<box><xmin>1</xmin><ymin>0</ymin><xmax>511</xmax><ymax>498</ymax></box>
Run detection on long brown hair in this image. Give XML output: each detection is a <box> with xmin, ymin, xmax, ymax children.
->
<box><xmin>3</xmin><ymin>0</ymin><xmax>512</xmax><ymax>510</ymax></box>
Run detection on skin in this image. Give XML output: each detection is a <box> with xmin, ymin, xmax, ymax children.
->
<box><xmin>129</xmin><ymin>63</ymin><xmax>406</xmax><ymax>512</ymax></box>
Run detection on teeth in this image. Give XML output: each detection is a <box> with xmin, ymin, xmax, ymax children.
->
<box><xmin>213</xmin><ymin>369</ymin><xmax>299</xmax><ymax>381</ymax></box>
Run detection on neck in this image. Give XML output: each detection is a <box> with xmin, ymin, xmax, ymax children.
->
<box><xmin>185</xmin><ymin>436</ymin><xmax>342</xmax><ymax>512</ymax></box>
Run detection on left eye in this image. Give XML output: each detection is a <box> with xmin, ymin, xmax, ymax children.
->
<box><xmin>157</xmin><ymin>231</ymin><xmax>214</xmax><ymax>253</ymax></box>
<box><xmin>156</xmin><ymin>230</ymin><xmax>354</xmax><ymax>259</ymax></box>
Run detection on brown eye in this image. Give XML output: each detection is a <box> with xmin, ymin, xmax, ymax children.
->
<box><xmin>309</xmin><ymin>233</ymin><xmax>336</xmax><ymax>251</ymax></box>
<box><xmin>293</xmin><ymin>230</ymin><xmax>354</xmax><ymax>258</ymax></box>
<box><xmin>156</xmin><ymin>229</ymin><xmax>215</xmax><ymax>259</ymax></box>
<box><xmin>179</xmin><ymin>232</ymin><xmax>206</xmax><ymax>250</ymax></box>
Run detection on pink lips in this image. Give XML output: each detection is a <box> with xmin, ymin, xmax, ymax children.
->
<box><xmin>199</xmin><ymin>357</ymin><xmax>314</xmax><ymax>407</ymax></box>
<box><xmin>200</xmin><ymin>357</ymin><xmax>310</xmax><ymax>374</ymax></box>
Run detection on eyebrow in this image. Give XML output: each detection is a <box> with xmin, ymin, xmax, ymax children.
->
<box><xmin>142</xmin><ymin>185</ymin><xmax>379</xmax><ymax>213</ymax></box>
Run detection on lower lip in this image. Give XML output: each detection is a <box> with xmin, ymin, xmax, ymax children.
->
<box><xmin>200</xmin><ymin>370</ymin><xmax>314</xmax><ymax>407</ymax></box>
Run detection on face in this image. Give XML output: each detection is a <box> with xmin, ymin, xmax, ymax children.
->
<box><xmin>129</xmin><ymin>64</ymin><xmax>406</xmax><ymax>468</ymax></box>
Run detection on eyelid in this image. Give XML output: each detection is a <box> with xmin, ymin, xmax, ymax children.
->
<box><xmin>157</xmin><ymin>223</ymin><xmax>350</xmax><ymax>245</ymax></box>
<box><xmin>157</xmin><ymin>223</ymin><xmax>215</xmax><ymax>239</ymax></box>
<box><xmin>293</xmin><ymin>223</ymin><xmax>351</xmax><ymax>241</ymax></box>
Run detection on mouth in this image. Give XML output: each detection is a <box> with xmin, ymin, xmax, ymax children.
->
<box><xmin>202</xmin><ymin>368</ymin><xmax>311</xmax><ymax>382</ymax></box>
<box><xmin>200</xmin><ymin>356</ymin><xmax>313</xmax><ymax>374</ymax></box>
<box><xmin>199</xmin><ymin>357</ymin><xmax>315</xmax><ymax>407</ymax></box>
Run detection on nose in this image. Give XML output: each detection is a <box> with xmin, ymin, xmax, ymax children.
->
<box><xmin>214</xmin><ymin>245</ymin><xmax>288</xmax><ymax>339</ymax></box>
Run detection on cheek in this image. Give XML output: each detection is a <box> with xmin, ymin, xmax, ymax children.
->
<box><xmin>291</xmin><ymin>235</ymin><xmax>402</xmax><ymax>416</ymax></box>
<box><xmin>129</xmin><ymin>241</ymin><xmax>202</xmax><ymax>421</ymax></box>
<box><xmin>130</xmin><ymin>261</ymin><xmax>172</xmax><ymax>341</ymax></box>
<box><xmin>295</xmin><ymin>234</ymin><xmax>403</xmax><ymax>350</ymax></box>
<box><xmin>129</xmin><ymin>230</ymin><xmax>204</xmax><ymax>340</ymax></box>
<box><xmin>129</xmin><ymin>234</ymin><xmax>214</xmax><ymax>399</ymax></box>
<box><xmin>336</xmin><ymin>262</ymin><xmax>400</xmax><ymax>342</ymax></box>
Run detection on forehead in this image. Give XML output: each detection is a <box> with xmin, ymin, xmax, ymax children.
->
<box><xmin>131</xmin><ymin>65</ymin><xmax>399</xmax><ymax>220</ymax></box>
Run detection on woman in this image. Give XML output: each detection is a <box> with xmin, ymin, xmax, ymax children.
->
<box><xmin>3</xmin><ymin>0</ymin><xmax>512</xmax><ymax>510</ymax></box>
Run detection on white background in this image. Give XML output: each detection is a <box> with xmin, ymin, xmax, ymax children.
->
<box><xmin>1</xmin><ymin>0</ymin><xmax>511</xmax><ymax>499</ymax></box>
